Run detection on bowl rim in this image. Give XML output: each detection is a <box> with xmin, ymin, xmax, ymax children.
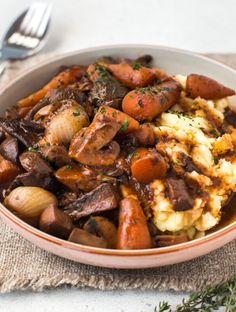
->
<box><xmin>1</xmin><ymin>43</ymin><xmax>236</xmax><ymax>257</ymax></box>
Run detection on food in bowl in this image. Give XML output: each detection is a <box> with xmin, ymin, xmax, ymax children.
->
<box><xmin>0</xmin><ymin>54</ymin><xmax>236</xmax><ymax>250</ymax></box>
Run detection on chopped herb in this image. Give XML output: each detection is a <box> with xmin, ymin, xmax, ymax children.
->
<box><xmin>88</xmin><ymin>217</ymin><xmax>97</xmax><ymax>228</ymax></box>
<box><xmin>127</xmin><ymin>151</ymin><xmax>134</xmax><ymax>159</ymax></box>
<box><xmin>135</xmin><ymin>86</ymin><xmax>159</xmax><ymax>95</ymax></box>
<box><xmin>129</xmin><ymin>95</ymin><xmax>134</xmax><ymax>99</ymax></box>
<box><xmin>138</xmin><ymin>99</ymin><xmax>143</xmax><ymax>107</ymax></box>
<box><xmin>28</xmin><ymin>146</ymin><xmax>39</xmax><ymax>153</ymax></box>
<box><xmin>100</xmin><ymin>107</ymin><xmax>106</xmax><ymax>113</ymax></box>
<box><xmin>131</xmin><ymin>61</ymin><xmax>141</xmax><ymax>70</ymax></box>
<box><xmin>214</xmin><ymin>156</ymin><xmax>219</xmax><ymax>164</ymax></box>
<box><xmin>72</xmin><ymin>109</ymin><xmax>81</xmax><ymax>116</ymax></box>
<box><xmin>120</xmin><ymin>117</ymin><xmax>129</xmax><ymax>132</ymax></box>
<box><xmin>94</xmin><ymin>107</ymin><xmax>99</xmax><ymax>114</ymax></box>
<box><xmin>209</xmin><ymin>129</ymin><xmax>218</xmax><ymax>136</ymax></box>
<box><xmin>44</xmin><ymin>143</ymin><xmax>50</xmax><ymax>147</ymax></box>
<box><xmin>160</xmin><ymin>97</ymin><xmax>166</xmax><ymax>105</ymax></box>
<box><xmin>66</xmin><ymin>165</ymin><xmax>73</xmax><ymax>170</ymax></box>
<box><xmin>95</xmin><ymin>63</ymin><xmax>110</xmax><ymax>81</ymax></box>
<box><xmin>101</xmin><ymin>177</ymin><xmax>111</xmax><ymax>182</ymax></box>
<box><xmin>112</xmin><ymin>111</ymin><xmax>118</xmax><ymax>117</ymax></box>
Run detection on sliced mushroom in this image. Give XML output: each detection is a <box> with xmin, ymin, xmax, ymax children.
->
<box><xmin>84</xmin><ymin>216</ymin><xmax>117</xmax><ymax>249</ymax></box>
<box><xmin>0</xmin><ymin>137</ymin><xmax>19</xmax><ymax>164</ymax></box>
<box><xmin>40</xmin><ymin>145</ymin><xmax>71</xmax><ymax>167</ymax></box>
<box><xmin>69</xmin><ymin>114</ymin><xmax>121</xmax><ymax>166</ymax></box>
<box><xmin>55</xmin><ymin>165</ymin><xmax>104</xmax><ymax>192</ymax></box>
<box><xmin>19</xmin><ymin>151</ymin><xmax>53</xmax><ymax>175</ymax></box>
<box><xmin>0</xmin><ymin>118</ymin><xmax>43</xmax><ymax>147</ymax></box>
<box><xmin>6</xmin><ymin>171</ymin><xmax>57</xmax><ymax>193</ymax></box>
<box><xmin>68</xmin><ymin>228</ymin><xmax>108</xmax><ymax>248</ymax></box>
<box><xmin>64</xmin><ymin>183</ymin><xmax>119</xmax><ymax>221</ymax></box>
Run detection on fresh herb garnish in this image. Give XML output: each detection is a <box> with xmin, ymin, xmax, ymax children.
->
<box><xmin>156</xmin><ymin>274</ymin><xmax>236</xmax><ymax>311</ymax></box>
<box><xmin>66</xmin><ymin>165</ymin><xmax>73</xmax><ymax>170</ymax></box>
<box><xmin>28</xmin><ymin>146</ymin><xmax>39</xmax><ymax>153</ymax></box>
<box><xmin>94</xmin><ymin>107</ymin><xmax>99</xmax><ymax>114</ymax></box>
<box><xmin>72</xmin><ymin>109</ymin><xmax>81</xmax><ymax>116</ymax></box>
<box><xmin>131</xmin><ymin>61</ymin><xmax>141</xmax><ymax>70</ymax></box>
<box><xmin>100</xmin><ymin>107</ymin><xmax>106</xmax><ymax>114</ymax></box>
<box><xmin>138</xmin><ymin>99</ymin><xmax>143</xmax><ymax>107</ymax></box>
<box><xmin>214</xmin><ymin>156</ymin><xmax>219</xmax><ymax>164</ymax></box>
<box><xmin>120</xmin><ymin>117</ymin><xmax>129</xmax><ymax>132</ymax></box>
<box><xmin>127</xmin><ymin>151</ymin><xmax>134</xmax><ymax>159</ymax></box>
<box><xmin>101</xmin><ymin>177</ymin><xmax>111</xmax><ymax>182</ymax></box>
<box><xmin>135</xmin><ymin>86</ymin><xmax>159</xmax><ymax>95</ymax></box>
<box><xmin>88</xmin><ymin>217</ymin><xmax>97</xmax><ymax>228</ymax></box>
<box><xmin>95</xmin><ymin>63</ymin><xmax>110</xmax><ymax>83</ymax></box>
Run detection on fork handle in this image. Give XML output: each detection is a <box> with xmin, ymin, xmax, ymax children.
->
<box><xmin>0</xmin><ymin>60</ymin><xmax>8</xmax><ymax>77</ymax></box>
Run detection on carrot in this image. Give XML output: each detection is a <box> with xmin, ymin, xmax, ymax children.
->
<box><xmin>186</xmin><ymin>74</ymin><xmax>235</xmax><ymax>99</ymax></box>
<box><xmin>101</xmin><ymin>62</ymin><xmax>155</xmax><ymax>88</ymax></box>
<box><xmin>97</xmin><ymin>106</ymin><xmax>139</xmax><ymax>133</ymax></box>
<box><xmin>122</xmin><ymin>79</ymin><xmax>182</xmax><ymax>121</ymax></box>
<box><xmin>131</xmin><ymin>148</ymin><xmax>167</xmax><ymax>184</ymax></box>
<box><xmin>17</xmin><ymin>66</ymin><xmax>85</xmax><ymax>107</ymax></box>
<box><xmin>0</xmin><ymin>155</ymin><xmax>20</xmax><ymax>184</ymax></box>
<box><xmin>117</xmin><ymin>196</ymin><xmax>152</xmax><ymax>249</ymax></box>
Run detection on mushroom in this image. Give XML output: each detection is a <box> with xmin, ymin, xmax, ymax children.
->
<box><xmin>40</xmin><ymin>145</ymin><xmax>71</xmax><ymax>167</ymax></box>
<box><xmin>69</xmin><ymin>113</ymin><xmax>121</xmax><ymax>166</ymax></box>
<box><xmin>0</xmin><ymin>137</ymin><xmax>19</xmax><ymax>164</ymax></box>
<box><xmin>0</xmin><ymin>118</ymin><xmax>43</xmax><ymax>148</ymax></box>
<box><xmin>19</xmin><ymin>151</ymin><xmax>53</xmax><ymax>176</ymax></box>
<box><xmin>64</xmin><ymin>183</ymin><xmax>119</xmax><ymax>221</ymax></box>
<box><xmin>68</xmin><ymin>228</ymin><xmax>108</xmax><ymax>248</ymax></box>
<box><xmin>84</xmin><ymin>216</ymin><xmax>117</xmax><ymax>248</ymax></box>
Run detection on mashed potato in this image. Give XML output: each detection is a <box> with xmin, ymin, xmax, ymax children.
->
<box><xmin>151</xmin><ymin>85</ymin><xmax>236</xmax><ymax>239</ymax></box>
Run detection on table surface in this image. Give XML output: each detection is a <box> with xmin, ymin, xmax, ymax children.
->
<box><xmin>0</xmin><ymin>0</ymin><xmax>235</xmax><ymax>311</ymax></box>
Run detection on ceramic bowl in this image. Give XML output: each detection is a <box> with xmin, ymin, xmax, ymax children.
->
<box><xmin>1</xmin><ymin>44</ymin><xmax>236</xmax><ymax>269</ymax></box>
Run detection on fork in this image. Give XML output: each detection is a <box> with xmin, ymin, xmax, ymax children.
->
<box><xmin>0</xmin><ymin>2</ymin><xmax>52</xmax><ymax>77</ymax></box>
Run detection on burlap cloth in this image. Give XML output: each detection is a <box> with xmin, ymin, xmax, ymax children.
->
<box><xmin>0</xmin><ymin>53</ymin><xmax>236</xmax><ymax>294</ymax></box>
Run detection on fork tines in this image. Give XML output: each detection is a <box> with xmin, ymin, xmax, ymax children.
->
<box><xmin>7</xmin><ymin>2</ymin><xmax>52</xmax><ymax>49</ymax></box>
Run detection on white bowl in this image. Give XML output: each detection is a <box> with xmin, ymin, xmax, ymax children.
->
<box><xmin>1</xmin><ymin>44</ymin><xmax>236</xmax><ymax>269</ymax></box>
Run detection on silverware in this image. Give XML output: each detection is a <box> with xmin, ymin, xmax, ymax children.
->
<box><xmin>0</xmin><ymin>2</ymin><xmax>52</xmax><ymax>77</ymax></box>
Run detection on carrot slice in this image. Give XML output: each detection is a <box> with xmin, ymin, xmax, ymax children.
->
<box><xmin>17</xmin><ymin>66</ymin><xmax>85</xmax><ymax>107</ymax></box>
<box><xmin>131</xmin><ymin>148</ymin><xmax>167</xmax><ymax>184</ymax></box>
<box><xmin>97</xmin><ymin>106</ymin><xmax>139</xmax><ymax>133</ymax></box>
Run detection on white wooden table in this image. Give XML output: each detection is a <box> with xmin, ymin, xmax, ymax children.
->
<box><xmin>0</xmin><ymin>0</ymin><xmax>235</xmax><ymax>311</ymax></box>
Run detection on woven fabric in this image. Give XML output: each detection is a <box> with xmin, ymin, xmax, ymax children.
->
<box><xmin>0</xmin><ymin>53</ymin><xmax>235</xmax><ymax>293</ymax></box>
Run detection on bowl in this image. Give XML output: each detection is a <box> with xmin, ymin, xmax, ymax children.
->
<box><xmin>1</xmin><ymin>44</ymin><xmax>236</xmax><ymax>269</ymax></box>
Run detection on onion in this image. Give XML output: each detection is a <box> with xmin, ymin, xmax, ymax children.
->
<box><xmin>44</xmin><ymin>100</ymin><xmax>89</xmax><ymax>145</ymax></box>
<box><xmin>4</xmin><ymin>186</ymin><xmax>58</xmax><ymax>218</ymax></box>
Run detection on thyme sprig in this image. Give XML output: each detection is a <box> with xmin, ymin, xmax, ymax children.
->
<box><xmin>156</xmin><ymin>275</ymin><xmax>236</xmax><ymax>312</ymax></box>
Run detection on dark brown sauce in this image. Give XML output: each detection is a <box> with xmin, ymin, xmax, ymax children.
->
<box><xmin>208</xmin><ymin>192</ymin><xmax>236</xmax><ymax>234</ymax></box>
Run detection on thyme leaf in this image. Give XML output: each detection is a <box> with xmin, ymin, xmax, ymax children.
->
<box><xmin>155</xmin><ymin>275</ymin><xmax>236</xmax><ymax>312</ymax></box>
